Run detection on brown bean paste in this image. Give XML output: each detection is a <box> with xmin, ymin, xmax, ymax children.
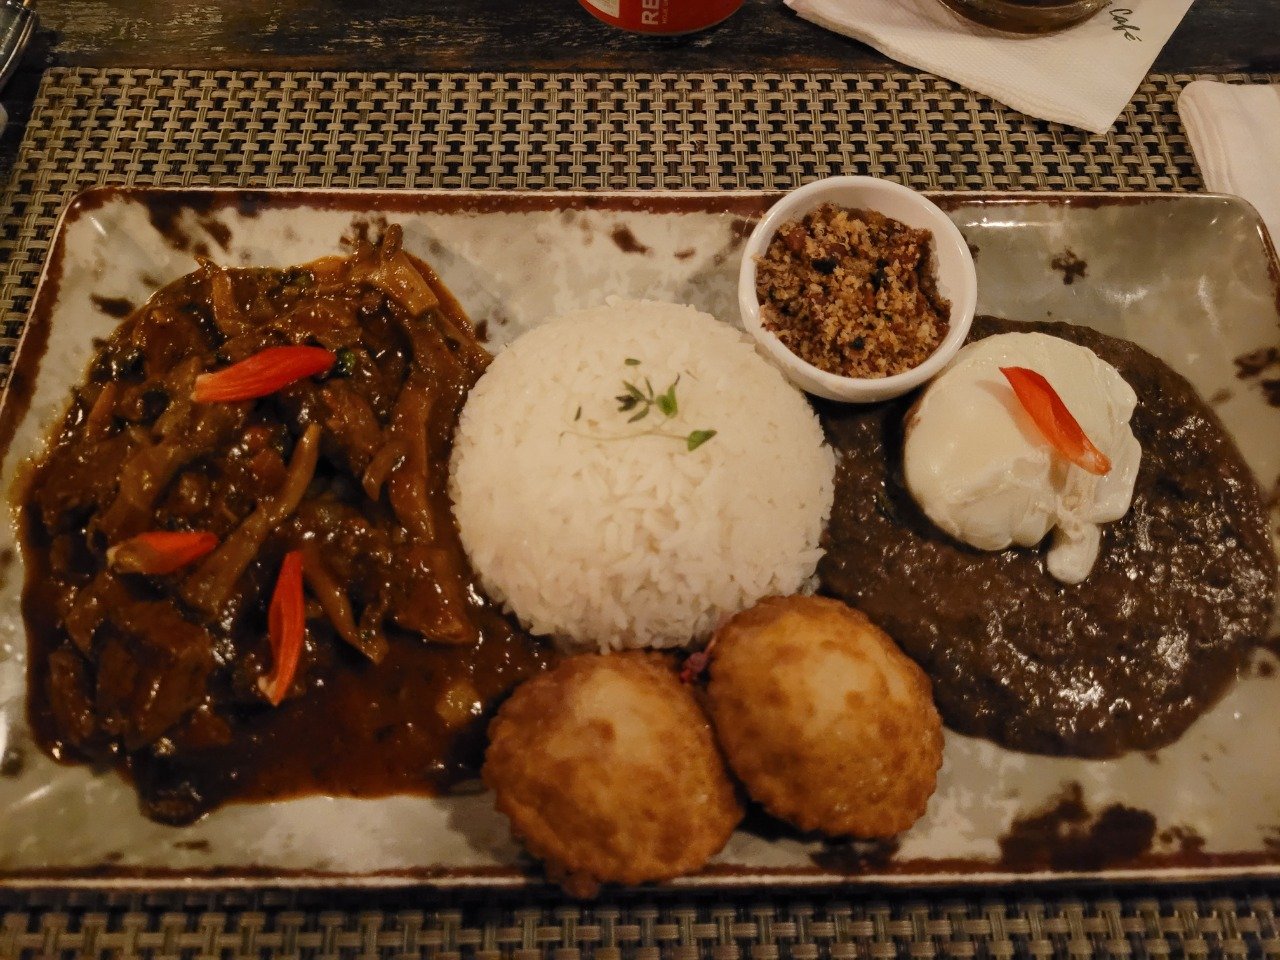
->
<box><xmin>818</xmin><ymin>316</ymin><xmax>1277</xmax><ymax>757</ymax></box>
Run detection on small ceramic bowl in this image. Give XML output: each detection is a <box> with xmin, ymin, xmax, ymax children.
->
<box><xmin>739</xmin><ymin>176</ymin><xmax>978</xmax><ymax>403</ymax></box>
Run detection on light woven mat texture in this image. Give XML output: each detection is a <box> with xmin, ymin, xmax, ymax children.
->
<box><xmin>2</xmin><ymin>67</ymin><xmax>1280</xmax><ymax>959</ymax></box>
<box><xmin>3</xmin><ymin>887</ymin><xmax>1280</xmax><ymax>960</ymax></box>
<box><xmin>0</xmin><ymin>66</ymin><xmax>1277</xmax><ymax>383</ymax></box>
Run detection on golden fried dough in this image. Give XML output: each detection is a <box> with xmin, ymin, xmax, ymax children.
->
<box><xmin>483</xmin><ymin>652</ymin><xmax>743</xmax><ymax>897</ymax></box>
<box><xmin>706</xmin><ymin>595</ymin><xmax>943</xmax><ymax>837</ymax></box>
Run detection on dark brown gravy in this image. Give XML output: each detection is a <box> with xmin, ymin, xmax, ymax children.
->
<box><xmin>89</xmin><ymin>295</ymin><xmax>136</xmax><ymax>319</ymax></box>
<box><xmin>1262</xmin><ymin>379</ymin><xmax>1280</xmax><ymax>407</ymax></box>
<box><xmin>20</xmin><ymin>235</ymin><xmax>554</xmax><ymax>824</ymax></box>
<box><xmin>609</xmin><ymin>224</ymin><xmax>651</xmax><ymax>255</ymax></box>
<box><xmin>0</xmin><ymin>744</ymin><xmax>24</xmax><ymax>778</ymax></box>
<box><xmin>1234</xmin><ymin>346</ymin><xmax>1280</xmax><ymax>379</ymax></box>
<box><xmin>810</xmin><ymin>838</ymin><xmax>900</xmax><ymax>873</ymax></box>
<box><xmin>1233</xmin><ymin>345</ymin><xmax>1280</xmax><ymax>408</ymax></box>
<box><xmin>998</xmin><ymin>783</ymin><xmax>1156</xmax><ymax>872</ymax></box>
<box><xmin>1049</xmin><ymin>248</ymin><xmax>1087</xmax><ymax>285</ymax></box>
<box><xmin>22</xmin><ymin>548</ymin><xmax>549</xmax><ymax>810</ymax></box>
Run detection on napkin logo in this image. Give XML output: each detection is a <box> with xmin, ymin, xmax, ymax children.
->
<box><xmin>1107</xmin><ymin>4</ymin><xmax>1142</xmax><ymax>41</ymax></box>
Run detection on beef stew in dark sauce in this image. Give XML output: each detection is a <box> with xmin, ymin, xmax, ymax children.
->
<box><xmin>21</xmin><ymin>226</ymin><xmax>552</xmax><ymax>824</ymax></box>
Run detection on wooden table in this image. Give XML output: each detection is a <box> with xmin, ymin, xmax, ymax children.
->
<box><xmin>17</xmin><ymin>0</ymin><xmax>1280</xmax><ymax>73</ymax></box>
<box><xmin>0</xmin><ymin>0</ymin><xmax>1277</xmax><ymax>176</ymax></box>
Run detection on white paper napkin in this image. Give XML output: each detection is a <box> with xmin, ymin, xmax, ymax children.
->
<box><xmin>1180</xmin><ymin>81</ymin><xmax>1280</xmax><ymax>245</ymax></box>
<box><xmin>784</xmin><ymin>0</ymin><xmax>1193</xmax><ymax>134</ymax></box>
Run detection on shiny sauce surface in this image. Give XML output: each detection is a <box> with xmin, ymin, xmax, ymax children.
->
<box><xmin>21</xmin><ymin>233</ymin><xmax>553</xmax><ymax>823</ymax></box>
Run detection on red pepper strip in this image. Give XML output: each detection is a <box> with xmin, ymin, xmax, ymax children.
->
<box><xmin>259</xmin><ymin>550</ymin><xmax>306</xmax><ymax>707</ymax></box>
<box><xmin>106</xmin><ymin>530</ymin><xmax>219</xmax><ymax>575</ymax></box>
<box><xmin>192</xmin><ymin>346</ymin><xmax>336</xmax><ymax>403</ymax></box>
<box><xmin>999</xmin><ymin>366</ymin><xmax>1112</xmax><ymax>476</ymax></box>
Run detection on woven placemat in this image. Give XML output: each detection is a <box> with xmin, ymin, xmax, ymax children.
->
<box><xmin>2</xmin><ymin>66</ymin><xmax>1278</xmax><ymax>383</ymax></box>
<box><xmin>3</xmin><ymin>886</ymin><xmax>1280</xmax><ymax>959</ymax></box>
<box><xmin>2</xmin><ymin>67</ymin><xmax>1280</xmax><ymax>959</ymax></box>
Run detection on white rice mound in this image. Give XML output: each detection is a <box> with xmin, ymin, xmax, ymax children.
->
<box><xmin>449</xmin><ymin>299</ymin><xmax>836</xmax><ymax>653</ymax></box>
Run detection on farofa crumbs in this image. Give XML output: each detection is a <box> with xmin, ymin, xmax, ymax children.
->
<box><xmin>755</xmin><ymin>204</ymin><xmax>951</xmax><ymax>379</ymax></box>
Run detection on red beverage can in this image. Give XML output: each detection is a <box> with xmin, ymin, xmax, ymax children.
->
<box><xmin>579</xmin><ymin>0</ymin><xmax>744</xmax><ymax>34</ymax></box>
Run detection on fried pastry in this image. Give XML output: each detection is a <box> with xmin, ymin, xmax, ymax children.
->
<box><xmin>483</xmin><ymin>652</ymin><xmax>743</xmax><ymax>897</ymax></box>
<box><xmin>706</xmin><ymin>595</ymin><xmax>943</xmax><ymax>837</ymax></box>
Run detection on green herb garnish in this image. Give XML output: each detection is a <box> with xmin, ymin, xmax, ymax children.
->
<box><xmin>656</xmin><ymin>381</ymin><xmax>678</xmax><ymax>418</ymax></box>
<box><xmin>283</xmin><ymin>268</ymin><xmax>314</xmax><ymax>289</ymax></box>
<box><xmin>334</xmin><ymin>347</ymin><xmax>358</xmax><ymax>377</ymax></box>
<box><xmin>594</xmin><ymin>363</ymin><xmax>714</xmax><ymax>452</ymax></box>
<box><xmin>615</xmin><ymin>374</ymin><xmax>674</xmax><ymax>423</ymax></box>
<box><xmin>686</xmin><ymin>429</ymin><xmax>717</xmax><ymax>451</ymax></box>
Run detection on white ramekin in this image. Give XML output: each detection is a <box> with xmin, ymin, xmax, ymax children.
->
<box><xmin>739</xmin><ymin>176</ymin><xmax>978</xmax><ymax>403</ymax></box>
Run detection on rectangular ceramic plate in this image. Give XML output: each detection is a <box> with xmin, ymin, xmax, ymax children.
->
<box><xmin>0</xmin><ymin>188</ymin><xmax>1277</xmax><ymax>889</ymax></box>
